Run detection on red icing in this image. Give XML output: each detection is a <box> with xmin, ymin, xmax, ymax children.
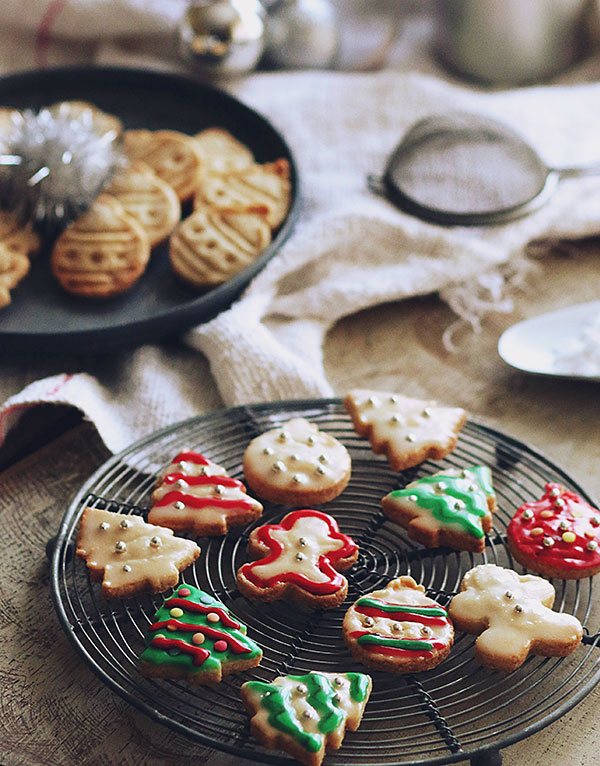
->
<box><xmin>355</xmin><ymin>605</ymin><xmax>449</xmax><ymax>626</ymax></box>
<box><xmin>150</xmin><ymin>636</ymin><xmax>210</xmax><ymax>665</ymax></box>
<box><xmin>165</xmin><ymin>598</ymin><xmax>240</xmax><ymax>629</ymax></box>
<box><xmin>154</xmin><ymin>490</ymin><xmax>256</xmax><ymax>512</ymax></box>
<box><xmin>150</xmin><ymin>620</ymin><xmax>251</xmax><ymax>653</ymax></box>
<box><xmin>171</xmin><ymin>451</ymin><xmax>210</xmax><ymax>466</ymax></box>
<box><xmin>163</xmin><ymin>472</ymin><xmax>245</xmax><ymax>490</ymax></box>
<box><xmin>508</xmin><ymin>482</ymin><xmax>600</xmax><ymax>571</ymax></box>
<box><xmin>240</xmin><ymin>509</ymin><xmax>357</xmax><ymax>595</ymax></box>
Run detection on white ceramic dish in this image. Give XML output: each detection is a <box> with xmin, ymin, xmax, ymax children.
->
<box><xmin>498</xmin><ymin>300</ymin><xmax>600</xmax><ymax>380</ymax></box>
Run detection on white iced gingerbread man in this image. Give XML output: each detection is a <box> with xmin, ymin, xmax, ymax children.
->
<box><xmin>449</xmin><ymin>564</ymin><xmax>582</xmax><ymax>672</ymax></box>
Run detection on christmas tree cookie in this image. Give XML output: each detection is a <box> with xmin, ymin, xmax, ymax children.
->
<box><xmin>382</xmin><ymin>465</ymin><xmax>496</xmax><ymax>552</ymax></box>
<box><xmin>344</xmin><ymin>389</ymin><xmax>466</xmax><ymax>470</ymax></box>
<box><xmin>343</xmin><ymin>576</ymin><xmax>454</xmax><ymax>673</ymax></box>
<box><xmin>140</xmin><ymin>583</ymin><xmax>262</xmax><ymax>684</ymax></box>
<box><xmin>241</xmin><ymin>671</ymin><xmax>372</xmax><ymax>766</ymax></box>
<box><xmin>149</xmin><ymin>449</ymin><xmax>263</xmax><ymax>536</ymax></box>
<box><xmin>76</xmin><ymin>507</ymin><xmax>200</xmax><ymax>599</ymax></box>
<box><xmin>236</xmin><ymin>509</ymin><xmax>359</xmax><ymax>609</ymax></box>
<box><xmin>507</xmin><ymin>483</ymin><xmax>600</xmax><ymax>579</ymax></box>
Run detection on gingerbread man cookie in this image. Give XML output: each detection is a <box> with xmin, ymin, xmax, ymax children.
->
<box><xmin>343</xmin><ymin>576</ymin><xmax>453</xmax><ymax>673</ymax></box>
<box><xmin>76</xmin><ymin>507</ymin><xmax>200</xmax><ymax>599</ymax></box>
<box><xmin>241</xmin><ymin>671</ymin><xmax>372</xmax><ymax>766</ymax></box>
<box><xmin>381</xmin><ymin>465</ymin><xmax>496</xmax><ymax>553</ymax></box>
<box><xmin>448</xmin><ymin>564</ymin><xmax>583</xmax><ymax>672</ymax></box>
<box><xmin>148</xmin><ymin>450</ymin><xmax>263</xmax><ymax>536</ymax></box>
<box><xmin>236</xmin><ymin>509</ymin><xmax>358</xmax><ymax>608</ymax></box>
<box><xmin>243</xmin><ymin>418</ymin><xmax>351</xmax><ymax>506</ymax></box>
<box><xmin>344</xmin><ymin>389</ymin><xmax>466</xmax><ymax>471</ymax></box>
<box><xmin>139</xmin><ymin>583</ymin><xmax>262</xmax><ymax>684</ymax></box>
<box><xmin>507</xmin><ymin>482</ymin><xmax>600</xmax><ymax>580</ymax></box>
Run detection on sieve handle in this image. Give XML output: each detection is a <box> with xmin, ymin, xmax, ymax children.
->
<box><xmin>556</xmin><ymin>162</ymin><xmax>600</xmax><ymax>180</ymax></box>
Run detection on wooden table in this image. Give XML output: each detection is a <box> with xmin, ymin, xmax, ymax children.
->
<box><xmin>2</xmin><ymin>243</ymin><xmax>599</xmax><ymax>766</ymax></box>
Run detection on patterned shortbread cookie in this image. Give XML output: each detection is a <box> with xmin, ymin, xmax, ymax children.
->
<box><xmin>139</xmin><ymin>583</ymin><xmax>262</xmax><ymax>684</ymax></box>
<box><xmin>449</xmin><ymin>564</ymin><xmax>583</xmax><ymax>672</ymax></box>
<box><xmin>194</xmin><ymin>158</ymin><xmax>291</xmax><ymax>229</ymax></box>
<box><xmin>237</xmin><ymin>509</ymin><xmax>358</xmax><ymax>609</ymax></box>
<box><xmin>507</xmin><ymin>482</ymin><xmax>600</xmax><ymax>580</ymax></box>
<box><xmin>382</xmin><ymin>465</ymin><xmax>496</xmax><ymax>552</ymax></box>
<box><xmin>123</xmin><ymin>129</ymin><xmax>203</xmax><ymax>202</ymax></box>
<box><xmin>344</xmin><ymin>389</ymin><xmax>466</xmax><ymax>471</ymax></box>
<box><xmin>148</xmin><ymin>449</ymin><xmax>263</xmax><ymax>536</ymax></box>
<box><xmin>47</xmin><ymin>100</ymin><xmax>123</xmax><ymax>138</ymax></box>
<box><xmin>51</xmin><ymin>193</ymin><xmax>150</xmax><ymax>297</ymax></box>
<box><xmin>243</xmin><ymin>418</ymin><xmax>351</xmax><ymax>507</ymax></box>
<box><xmin>169</xmin><ymin>204</ymin><xmax>271</xmax><ymax>287</ymax></box>
<box><xmin>343</xmin><ymin>576</ymin><xmax>454</xmax><ymax>673</ymax></box>
<box><xmin>0</xmin><ymin>223</ymin><xmax>40</xmax><ymax>308</ymax></box>
<box><xmin>194</xmin><ymin>127</ymin><xmax>255</xmax><ymax>173</ymax></box>
<box><xmin>105</xmin><ymin>160</ymin><xmax>180</xmax><ymax>247</ymax></box>
<box><xmin>76</xmin><ymin>507</ymin><xmax>201</xmax><ymax>599</ymax></box>
<box><xmin>241</xmin><ymin>671</ymin><xmax>372</xmax><ymax>766</ymax></box>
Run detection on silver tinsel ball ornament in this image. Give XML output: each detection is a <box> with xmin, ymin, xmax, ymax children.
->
<box><xmin>178</xmin><ymin>0</ymin><xmax>266</xmax><ymax>76</ymax></box>
<box><xmin>264</xmin><ymin>0</ymin><xmax>339</xmax><ymax>69</ymax></box>
<box><xmin>0</xmin><ymin>106</ymin><xmax>121</xmax><ymax>232</ymax></box>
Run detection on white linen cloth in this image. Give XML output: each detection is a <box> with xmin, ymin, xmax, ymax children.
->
<box><xmin>2</xmin><ymin>2</ymin><xmax>600</xmax><ymax>454</ymax></box>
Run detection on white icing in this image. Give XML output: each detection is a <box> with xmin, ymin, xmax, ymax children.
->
<box><xmin>77</xmin><ymin>508</ymin><xmax>199</xmax><ymax>589</ymax></box>
<box><xmin>449</xmin><ymin>564</ymin><xmax>582</xmax><ymax>661</ymax></box>
<box><xmin>347</xmin><ymin>389</ymin><xmax>465</xmax><ymax>454</ymax></box>
<box><xmin>157</xmin><ymin>453</ymin><xmax>227</xmax><ymax>481</ymax></box>
<box><xmin>150</xmin><ymin>479</ymin><xmax>262</xmax><ymax>524</ymax></box>
<box><xmin>244</xmin><ymin>418</ymin><xmax>350</xmax><ymax>489</ymax></box>
<box><xmin>250</xmin><ymin>514</ymin><xmax>345</xmax><ymax>583</ymax></box>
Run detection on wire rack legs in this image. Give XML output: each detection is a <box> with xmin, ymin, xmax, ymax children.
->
<box><xmin>470</xmin><ymin>749</ymin><xmax>502</xmax><ymax>766</ymax></box>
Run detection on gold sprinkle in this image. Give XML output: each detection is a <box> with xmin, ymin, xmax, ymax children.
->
<box><xmin>540</xmin><ymin>510</ymin><xmax>554</xmax><ymax>519</ymax></box>
<box><xmin>562</xmin><ymin>532</ymin><xmax>576</xmax><ymax>543</ymax></box>
<box><xmin>530</xmin><ymin>527</ymin><xmax>544</xmax><ymax>536</ymax></box>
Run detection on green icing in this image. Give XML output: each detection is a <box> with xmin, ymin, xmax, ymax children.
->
<box><xmin>357</xmin><ymin>634</ymin><xmax>434</xmax><ymax>651</ymax></box>
<box><xmin>246</xmin><ymin>672</ymin><xmax>371</xmax><ymax>752</ymax></box>
<box><xmin>355</xmin><ymin>598</ymin><xmax>447</xmax><ymax>616</ymax></box>
<box><xmin>139</xmin><ymin>584</ymin><xmax>261</xmax><ymax>671</ymax></box>
<box><xmin>288</xmin><ymin>674</ymin><xmax>342</xmax><ymax>734</ymax></box>
<box><xmin>244</xmin><ymin>680</ymin><xmax>322</xmax><ymax>753</ymax></box>
<box><xmin>347</xmin><ymin>672</ymin><xmax>370</xmax><ymax>703</ymax></box>
<box><xmin>389</xmin><ymin>465</ymin><xmax>493</xmax><ymax>539</ymax></box>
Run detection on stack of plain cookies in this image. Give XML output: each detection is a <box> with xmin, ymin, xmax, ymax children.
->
<box><xmin>0</xmin><ymin>100</ymin><xmax>292</xmax><ymax>304</ymax></box>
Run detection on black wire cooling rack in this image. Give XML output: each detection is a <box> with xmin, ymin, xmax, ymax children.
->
<box><xmin>50</xmin><ymin>399</ymin><xmax>600</xmax><ymax>766</ymax></box>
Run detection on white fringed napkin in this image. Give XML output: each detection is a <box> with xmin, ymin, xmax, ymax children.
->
<box><xmin>3</xmin><ymin>69</ymin><xmax>600</xmax><ymax>453</ymax></box>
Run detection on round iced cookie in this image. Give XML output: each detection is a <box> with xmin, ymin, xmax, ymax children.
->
<box><xmin>243</xmin><ymin>418</ymin><xmax>351</xmax><ymax>506</ymax></box>
<box><xmin>343</xmin><ymin>576</ymin><xmax>454</xmax><ymax>673</ymax></box>
<box><xmin>507</xmin><ymin>482</ymin><xmax>600</xmax><ymax>580</ymax></box>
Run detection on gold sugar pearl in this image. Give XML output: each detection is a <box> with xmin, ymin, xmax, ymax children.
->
<box><xmin>192</xmin><ymin>632</ymin><xmax>205</xmax><ymax>645</ymax></box>
<box><xmin>170</xmin><ymin>607</ymin><xmax>184</xmax><ymax>618</ymax></box>
<box><xmin>562</xmin><ymin>532</ymin><xmax>576</xmax><ymax>543</ymax></box>
<box><xmin>206</xmin><ymin>612</ymin><xmax>220</xmax><ymax>623</ymax></box>
<box><xmin>530</xmin><ymin>527</ymin><xmax>544</xmax><ymax>536</ymax></box>
<box><xmin>540</xmin><ymin>510</ymin><xmax>554</xmax><ymax>519</ymax></box>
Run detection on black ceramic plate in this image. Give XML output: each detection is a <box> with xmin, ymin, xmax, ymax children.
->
<box><xmin>0</xmin><ymin>66</ymin><xmax>300</xmax><ymax>354</ymax></box>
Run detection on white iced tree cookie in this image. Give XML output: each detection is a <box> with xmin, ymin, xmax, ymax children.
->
<box><xmin>344</xmin><ymin>389</ymin><xmax>466</xmax><ymax>471</ymax></box>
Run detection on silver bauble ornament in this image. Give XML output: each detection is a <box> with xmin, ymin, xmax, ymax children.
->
<box><xmin>178</xmin><ymin>0</ymin><xmax>266</xmax><ymax>76</ymax></box>
<box><xmin>265</xmin><ymin>0</ymin><xmax>338</xmax><ymax>69</ymax></box>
